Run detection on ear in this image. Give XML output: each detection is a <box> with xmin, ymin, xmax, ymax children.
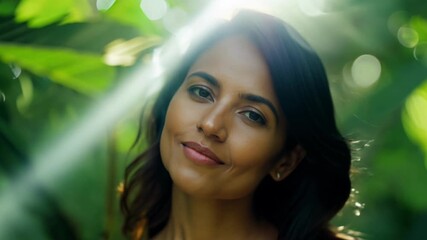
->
<box><xmin>270</xmin><ymin>145</ymin><xmax>306</xmax><ymax>182</ymax></box>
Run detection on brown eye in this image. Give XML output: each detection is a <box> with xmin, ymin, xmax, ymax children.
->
<box><xmin>188</xmin><ymin>85</ymin><xmax>214</xmax><ymax>102</ymax></box>
<box><xmin>241</xmin><ymin>110</ymin><xmax>266</xmax><ymax>125</ymax></box>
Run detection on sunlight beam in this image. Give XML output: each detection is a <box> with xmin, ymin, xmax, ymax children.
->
<box><xmin>0</xmin><ymin>0</ymin><xmax>293</xmax><ymax>236</ymax></box>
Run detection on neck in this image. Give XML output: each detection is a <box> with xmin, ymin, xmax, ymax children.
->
<box><xmin>153</xmin><ymin>186</ymin><xmax>277</xmax><ymax>240</ymax></box>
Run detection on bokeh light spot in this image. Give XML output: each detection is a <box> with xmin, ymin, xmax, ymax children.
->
<box><xmin>351</xmin><ymin>54</ymin><xmax>381</xmax><ymax>88</ymax></box>
<box><xmin>96</xmin><ymin>0</ymin><xmax>116</xmax><ymax>11</ymax></box>
<box><xmin>140</xmin><ymin>0</ymin><xmax>168</xmax><ymax>21</ymax></box>
<box><xmin>397</xmin><ymin>26</ymin><xmax>419</xmax><ymax>48</ymax></box>
<box><xmin>163</xmin><ymin>7</ymin><xmax>188</xmax><ymax>33</ymax></box>
<box><xmin>354</xmin><ymin>209</ymin><xmax>361</xmax><ymax>216</ymax></box>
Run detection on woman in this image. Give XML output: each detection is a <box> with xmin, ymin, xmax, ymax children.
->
<box><xmin>121</xmin><ymin>10</ymin><xmax>352</xmax><ymax>240</ymax></box>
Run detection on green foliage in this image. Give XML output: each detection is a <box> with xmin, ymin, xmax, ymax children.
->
<box><xmin>101</xmin><ymin>0</ymin><xmax>164</xmax><ymax>35</ymax></box>
<box><xmin>410</xmin><ymin>16</ymin><xmax>427</xmax><ymax>41</ymax></box>
<box><xmin>0</xmin><ymin>43</ymin><xmax>115</xmax><ymax>95</ymax></box>
<box><xmin>0</xmin><ymin>0</ymin><xmax>19</xmax><ymax>16</ymax></box>
<box><xmin>403</xmin><ymin>80</ymin><xmax>427</xmax><ymax>169</ymax></box>
<box><xmin>15</xmin><ymin>0</ymin><xmax>92</xmax><ymax>27</ymax></box>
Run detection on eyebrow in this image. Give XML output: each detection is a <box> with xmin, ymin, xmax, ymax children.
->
<box><xmin>187</xmin><ymin>71</ymin><xmax>220</xmax><ymax>88</ymax></box>
<box><xmin>239</xmin><ymin>93</ymin><xmax>279</xmax><ymax>122</ymax></box>
<box><xmin>187</xmin><ymin>71</ymin><xmax>279</xmax><ymax>122</ymax></box>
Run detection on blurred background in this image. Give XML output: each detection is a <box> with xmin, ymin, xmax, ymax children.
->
<box><xmin>1</xmin><ymin>0</ymin><xmax>427</xmax><ymax>239</ymax></box>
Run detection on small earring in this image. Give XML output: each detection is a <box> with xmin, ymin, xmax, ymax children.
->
<box><xmin>276</xmin><ymin>172</ymin><xmax>281</xmax><ymax>180</ymax></box>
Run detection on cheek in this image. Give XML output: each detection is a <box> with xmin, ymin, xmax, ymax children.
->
<box><xmin>159</xmin><ymin>97</ymin><xmax>180</xmax><ymax>170</ymax></box>
<box><xmin>220</xmin><ymin>135</ymin><xmax>283</xmax><ymax>197</ymax></box>
<box><xmin>229</xmin><ymin>128</ymin><xmax>284</xmax><ymax>169</ymax></box>
<box><xmin>159</xmin><ymin>93</ymin><xmax>193</xmax><ymax>168</ymax></box>
<box><xmin>163</xmin><ymin>92</ymin><xmax>194</xmax><ymax>128</ymax></box>
<box><xmin>159</xmin><ymin>122</ymin><xmax>171</xmax><ymax>171</ymax></box>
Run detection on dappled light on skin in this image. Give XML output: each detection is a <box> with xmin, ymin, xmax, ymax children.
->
<box><xmin>402</xmin><ymin>80</ymin><xmax>427</xmax><ymax>169</ymax></box>
<box><xmin>351</xmin><ymin>54</ymin><xmax>381</xmax><ymax>88</ymax></box>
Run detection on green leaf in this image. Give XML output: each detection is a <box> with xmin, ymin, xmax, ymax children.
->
<box><xmin>0</xmin><ymin>43</ymin><xmax>115</xmax><ymax>95</ymax></box>
<box><xmin>0</xmin><ymin>0</ymin><xmax>19</xmax><ymax>16</ymax></box>
<box><xmin>0</xmin><ymin>17</ymin><xmax>141</xmax><ymax>54</ymax></box>
<box><xmin>62</xmin><ymin>0</ymin><xmax>94</xmax><ymax>24</ymax></box>
<box><xmin>410</xmin><ymin>16</ymin><xmax>427</xmax><ymax>42</ymax></box>
<box><xmin>15</xmin><ymin>0</ymin><xmax>93</xmax><ymax>28</ymax></box>
<box><xmin>101</xmin><ymin>0</ymin><xmax>164</xmax><ymax>35</ymax></box>
<box><xmin>402</xmin><ymin>79</ymin><xmax>427</xmax><ymax>169</ymax></box>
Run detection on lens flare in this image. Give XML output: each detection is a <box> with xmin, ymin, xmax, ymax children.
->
<box><xmin>140</xmin><ymin>0</ymin><xmax>169</xmax><ymax>21</ymax></box>
<box><xmin>0</xmin><ymin>0</ymin><xmax>319</xmax><ymax>237</ymax></box>
<box><xmin>298</xmin><ymin>0</ymin><xmax>326</xmax><ymax>17</ymax></box>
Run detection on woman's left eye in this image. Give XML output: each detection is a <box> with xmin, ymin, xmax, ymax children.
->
<box><xmin>241</xmin><ymin>110</ymin><xmax>266</xmax><ymax>125</ymax></box>
<box><xmin>188</xmin><ymin>85</ymin><xmax>214</xmax><ymax>102</ymax></box>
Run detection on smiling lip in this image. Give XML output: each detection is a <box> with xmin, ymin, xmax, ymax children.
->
<box><xmin>182</xmin><ymin>142</ymin><xmax>224</xmax><ymax>165</ymax></box>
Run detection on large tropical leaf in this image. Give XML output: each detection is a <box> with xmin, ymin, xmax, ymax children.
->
<box><xmin>0</xmin><ymin>16</ymin><xmax>141</xmax><ymax>53</ymax></box>
<box><xmin>0</xmin><ymin>0</ymin><xmax>19</xmax><ymax>16</ymax></box>
<box><xmin>15</xmin><ymin>0</ymin><xmax>93</xmax><ymax>27</ymax></box>
<box><xmin>0</xmin><ymin>43</ymin><xmax>115</xmax><ymax>95</ymax></box>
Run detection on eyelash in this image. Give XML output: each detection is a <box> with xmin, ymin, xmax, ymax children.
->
<box><xmin>240</xmin><ymin>110</ymin><xmax>266</xmax><ymax>125</ymax></box>
<box><xmin>188</xmin><ymin>85</ymin><xmax>214</xmax><ymax>102</ymax></box>
<box><xmin>187</xmin><ymin>85</ymin><xmax>267</xmax><ymax>126</ymax></box>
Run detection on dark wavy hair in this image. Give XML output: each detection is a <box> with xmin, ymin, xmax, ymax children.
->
<box><xmin>121</xmin><ymin>10</ymin><xmax>352</xmax><ymax>240</ymax></box>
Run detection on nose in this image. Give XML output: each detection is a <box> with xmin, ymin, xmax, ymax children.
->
<box><xmin>197</xmin><ymin>108</ymin><xmax>228</xmax><ymax>142</ymax></box>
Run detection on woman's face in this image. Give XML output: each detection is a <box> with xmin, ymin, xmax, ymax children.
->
<box><xmin>160</xmin><ymin>35</ymin><xmax>288</xmax><ymax>200</ymax></box>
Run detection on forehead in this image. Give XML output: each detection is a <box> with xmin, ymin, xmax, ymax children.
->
<box><xmin>187</xmin><ymin>35</ymin><xmax>277</xmax><ymax>100</ymax></box>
